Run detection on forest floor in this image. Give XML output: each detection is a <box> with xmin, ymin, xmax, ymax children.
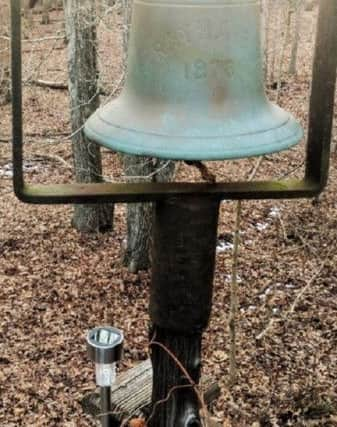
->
<box><xmin>1</xmin><ymin>3</ymin><xmax>337</xmax><ymax>427</ymax></box>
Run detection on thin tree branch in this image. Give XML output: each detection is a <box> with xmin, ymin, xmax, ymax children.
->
<box><xmin>30</xmin><ymin>79</ymin><xmax>68</xmax><ymax>89</ymax></box>
<box><xmin>229</xmin><ymin>200</ymin><xmax>241</xmax><ymax>386</ymax></box>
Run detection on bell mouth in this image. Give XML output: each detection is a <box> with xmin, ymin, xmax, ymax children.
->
<box><xmin>84</xmin><ymin>105</ymin><xmax>303</xmax><ymax>161</ymax></box>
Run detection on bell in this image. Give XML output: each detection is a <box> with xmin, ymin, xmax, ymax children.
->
<box><xmin>85</xmin><ymin>0</ymin><xmax>303</xmax><ymax>160</ymax></box>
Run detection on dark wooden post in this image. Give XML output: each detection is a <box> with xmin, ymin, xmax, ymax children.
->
<box><xmin>149</xmin><ymin>197</ymin><xmax>220</xmax><ymax>427</ymax></box>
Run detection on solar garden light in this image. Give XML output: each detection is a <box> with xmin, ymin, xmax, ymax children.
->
<box><xmin>87</xmin><ymin>327</ymin><xmax>123</xmax><ymax>427</ymax></box>
<box><xmin>10</xmin><ymin>0</ymin><xmax>337</xmax><ymax>425</ymax></box>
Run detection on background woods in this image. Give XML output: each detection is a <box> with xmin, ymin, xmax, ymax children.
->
<box><xmin>63</xmin><ymin>0</ymin><xmax>114</xmax><ymax>233</ymax></box>
<box><xmin>0</xmin><ymin>3</ymin><xmax>10</xmax><ymax>106</ymax></box>
<box><xmin>0</xmin><ymin>1</ymin><xmax>337</xmax><ymax>426</ymax></box>
<box><xmin>24</xmin><ymin>0</ymin><xmax>63</xmax><ymax>25</ymax></box>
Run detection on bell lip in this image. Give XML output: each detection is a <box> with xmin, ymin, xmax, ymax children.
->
<box><xmin>84</xmin><ymin>114</ymin><xmax>303</xmax><ymax>161</ymax></box>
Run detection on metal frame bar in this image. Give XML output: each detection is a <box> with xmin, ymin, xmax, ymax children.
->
<box><xmin>10</xmin><ymin>0</ymin><xmax>337</xmax><ymax>204</ymax></box>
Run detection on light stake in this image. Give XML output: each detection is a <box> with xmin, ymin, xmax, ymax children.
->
<box><xmin>87</xmin><ymin>327</ymin><xmax>123</xmax><ymax>427</ymax></box>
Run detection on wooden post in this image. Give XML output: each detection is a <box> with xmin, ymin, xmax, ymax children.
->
<box><xmin>149</xmin><ymin>197</ymin><xmax>219</xmax><ymax>427</ymax></box>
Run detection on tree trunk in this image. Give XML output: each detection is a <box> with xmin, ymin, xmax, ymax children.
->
<box><xmin>122</xmin><ymin>157</ymin><xmax>175</xmax><ymax>273</ymax></box>
<box><xmin>41</xmin><ymin>0</ymin><xmax>51</xmax><ymax>24</ymax></box>
<box><xmin>288</xmin><ymin>0</ymin><xmax>303</xmax><ymax>75</ymax></box>
<box><xmin>304</xmin><ymin>0</ymin><xmax>317</xmax><ymax>11</ymax></box>
<box><xmin>64</xmin><ymin>0</ymin><xmax>113</xmax><ymax>233</ymax></box>
<box><xmin>23</xmin><ymin>0</ymin><xmax>50</xmax><ymax>24</ymax></box>
<box><xmin>0</xmin><ymin>4</ymin><xmax>11</xmax><ymax>106</ymax></box>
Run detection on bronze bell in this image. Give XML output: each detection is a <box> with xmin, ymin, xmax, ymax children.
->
<box><xmin>85</xmin><ymin>0</ymin><xmax>303</xmax><ymax>160</ymax></box>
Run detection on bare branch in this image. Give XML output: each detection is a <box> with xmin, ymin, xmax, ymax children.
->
<box><xmin>30</xmin><ymin>79</ymin><xmax>68</xmax><ymax>89</ymax></box>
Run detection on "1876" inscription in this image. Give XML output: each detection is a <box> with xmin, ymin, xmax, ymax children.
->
<box><xmin>184</xmin><ymin>58</ymin><xmax>235</xmax><ymax>80</ymax></box>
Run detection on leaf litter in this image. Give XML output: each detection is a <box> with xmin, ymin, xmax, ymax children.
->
<box><xmin>0</xmin><ymin>3</ymin><xmax>337</xmax><ymax>427</ymax></box>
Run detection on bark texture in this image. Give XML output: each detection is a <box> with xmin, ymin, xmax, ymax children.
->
<box><xmin>149</xmin><ymin>197</ymin><xmax>219</xmax><ymax>426</ymax></box>
<box><xmin>149</xmin><ymin>328</ymin><xmax>203</xmax><ymax>427</ymax></box>
<box><xmin>289</xmin><ymin>0</ymin><xmax>303</xmax><ymax>75</ymax></box>
<box><xmin>0</xmin><ymin>3</ymin><xmax>11</xmax><ymax>106</ymax></box>
<box><xmin>81</xmin><ymin>359</ymin><xmax>220</xmax><ymax>422</ymax></box>
<box><xmin>64</xmin><ymin>0</ymin><xmax>113</xmax><ymax>233</ymax></box>
<box><xmin>122</xmin><ymin>157</ymin><xmax>175</xmax><ymax>273</ymax></box>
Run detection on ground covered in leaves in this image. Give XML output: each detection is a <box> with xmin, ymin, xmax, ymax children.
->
<box><xmin>1</xmin><ymin>3</ymin><xmax>337</xmax><ymax>427</ymax></box>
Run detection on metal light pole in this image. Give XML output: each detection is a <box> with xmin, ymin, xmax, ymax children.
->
<box><xmin>10</xmin><ymin>0</ymin><xmax>337</xmax><ymax>425</ymax></box>
<box><xmin>87</xmin><ymin>327</ymin><xmax>123</xmax><ymax>427</ymax></box>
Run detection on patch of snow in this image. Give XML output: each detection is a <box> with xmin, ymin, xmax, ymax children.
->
<box><xmin>240</xmin><ymin>305</ymin><xmax>257</xmax><ymax>314</ymax></box>
<box><xmin>252</xmin><ymin>207</ymin><xmax>282</xmax><ymax>233</ymax></box>
<box><xmin>255</xmin><ymin>222</ymin><xmax>269</xmax><ymax>232</ymax></box>
<box><xmin>225</xmin><ymin>274</ymin><xmax>242</xmax><ymax>283</ymax></box>
<box><xmin>216</xmin><ymin>240</ymin><xmax>234</xmax><ymax>253</ymax></box>
<box><xmin>0</xmin><ymin>163</ymin><xmax>14</xmax><ymax>178</ymax></box>
<box><xmin>264</xmin><ymin>286</ymin><xmax>273</xmax><ymax>295</ymax></box>
<box><xmin>285</xmin><ymin>282</ymin><xmax>296</xmax><ymax>289</ymax></box>
<box><xmin>259</xmin><ymin>285</ymin><xmax>274</xmax><ymax>299</ymax></box>
<box><xmin>0</xmin><ymin>162</ymin><xmax>40</xmax><ymax>179</ymax></box>
<box><xmin>269</xmin><ymin>207</ymin><xmax>281</xmax><ymax>218</ymax></box>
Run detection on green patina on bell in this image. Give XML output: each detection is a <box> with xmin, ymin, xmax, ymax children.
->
<box><xmin>85</xmin><ymin>0</ymin><xmax>303</xmax><ymax>161</ymax></box>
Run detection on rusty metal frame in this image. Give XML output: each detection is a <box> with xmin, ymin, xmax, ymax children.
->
<box><xmin>10</xmin><ymin>0</ymin><xmax>337</xmax><ymax>204</ymax></box>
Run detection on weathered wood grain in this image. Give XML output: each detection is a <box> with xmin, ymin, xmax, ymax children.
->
<box><xmin>81</xmin><ymin>359</ymin><xmax>220</xmax><ymax>423</ymax></box>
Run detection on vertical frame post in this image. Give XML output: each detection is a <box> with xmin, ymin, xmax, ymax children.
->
<box><xmin>305</xmin><ymin>0</ymin><xmax>337</xmax><ymax>188</ymax></box>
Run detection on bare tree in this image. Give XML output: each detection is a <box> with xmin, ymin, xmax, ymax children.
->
<box><xmin>23</xmin><ymin>0</ymin><xmax>64</xmax><ymax>25</ymax></box>
<box><xmin>122</xmin><ymin>157</ymin><xmax>175</xmax><ymax>273</ymax></box>
<box><xmin>64</xmin><ymin>0</ymin><xmax>113</xmax><ymax>233</ymax></box>
<box><xmin>288</xmin><ymin>0</ymin><xmax>304</xmax><ymax>75</ymax></box>
<box><xmin>0</xmin><ymin>3</ymin><xmax>11</xmax><ymax>106</ymax></box>
<box><xmin>304</xmin><ymin>0</ymin><xmax>317</xmax><ymax>11</ymax></box>
<box><xmin>263</xmin><ymin>0</ymin><xmax>304</xmax><ymax>87</ymax></box>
